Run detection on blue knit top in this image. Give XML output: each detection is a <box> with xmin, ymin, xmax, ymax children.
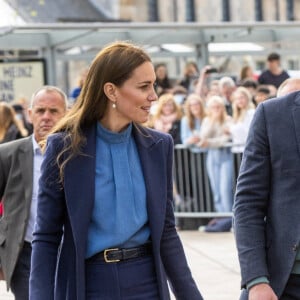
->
<box><xmin>86</xmin><ymin>122</ymin><xmax>150</xmax><ymax>258</ymax></box>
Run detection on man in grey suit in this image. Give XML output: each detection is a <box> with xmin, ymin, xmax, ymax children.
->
<box><xmin>0</xmin><ymin>86</ymin><xmax>67</xmax><ymax>299</ymax></box>
<box><xmin>234</xmin><ymin>79</ymin><xmax>300</xmax><ymax>300</ymax></box>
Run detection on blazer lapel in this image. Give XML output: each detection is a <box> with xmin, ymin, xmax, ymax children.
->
<box><xmin>133</xmin><ymin>125</ymin><xmax>167</xmax><ymax>243</ymax></box>
<box><xmin>292</xmin><ymin>94</ymin><xmax>300</xmax><ymax>156</ymax></box>
<box><xmin>64</xmin><ymin>126</ymin><xmax>96</xmax><ymax>246</ymax></box>
<box><xmin>18</xmin><ymin>137</ymin><xmax>33</xmax><ymax>204</ymax></box>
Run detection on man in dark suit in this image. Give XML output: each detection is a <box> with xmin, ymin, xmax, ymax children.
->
<box><xmin>234</xmin><ymin>82</ymin><xmax>300</xmax><ymax>299</ymax></box>
<box><xmin>0</xmin><ymin>86</ymin><xmax>67</xmax><ymax>300</ymax></box>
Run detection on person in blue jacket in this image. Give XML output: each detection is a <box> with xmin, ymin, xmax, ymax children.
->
<box><xmin>29</xmin><ymin>41</ymin><xmax>203</xmax><ymax>300</ymax></box>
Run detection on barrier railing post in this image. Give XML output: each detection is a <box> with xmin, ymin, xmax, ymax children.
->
<box><xmin>174</xmin><ymin>144</ymin><xmax>243</xmax><ymax>219</ymax></box>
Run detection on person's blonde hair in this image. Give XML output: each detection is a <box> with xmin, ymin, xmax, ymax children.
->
<box><xmin>183</xmin><ymin>93</ymin><xmax>205</xmax><ymax>130</ymax></box>
<box><xmin>50</xmin><ymin>41</ymin><xmax>152</xmax><ymax>182</ymax></box>
<box><xmin>206</xmin><ymin>95</ymin><xmax>227</xmax><ymax>124</ymax></box>
<box><xmin>232</xmin><ymin>87</ymin><xmax>255</xmax><ymax>122</ymax></box>
<box><xmin>151</xmin><ymin>93</ymin><xmax>182</xmax><ymax>122</ymax></box>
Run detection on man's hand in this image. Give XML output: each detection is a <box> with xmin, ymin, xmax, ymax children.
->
<box><xmin>0</xmin><ymin>268</ymin><xmax>5</xmax><ymax>280</ymax></box>
<box><xmin>249</xmin><ymin>283</ymin><xmax>278</xmax><ymax>300</ymax></box>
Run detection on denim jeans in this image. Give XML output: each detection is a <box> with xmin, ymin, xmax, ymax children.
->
<box><xmin>10</xmin><ymin>241</ymin><xmax>31</xmax><ymax>300</ymax></box>
<box><xmin>206</xmin><ymin>148</ymin><xmax>233</xmax><ymax>212</ymax></box>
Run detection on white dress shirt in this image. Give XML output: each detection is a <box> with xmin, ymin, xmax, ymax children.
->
<box><xmin>24</xmin><ymin>135</ymin><xmax>43</xmax><ymax>243</ymax></box>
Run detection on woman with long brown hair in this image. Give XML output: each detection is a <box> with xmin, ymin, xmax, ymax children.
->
<box><xmin>180</xmin><ymin>93</ymin><xmax>205</xmax><ymax>147</ymax></box>
<box><xmin>230</xmin><ymin>87</ymin><xmax>255</xmax><ymax>153</ymax></box>
<box><xmin>30</xmin><ymin>41</ymin><xmax>203</xmax><ymax>300</ymax></box>
<box><xmin>0</xmin><ymin>102</ymin><xmax>28</xmax><ymax>144</ymax></box>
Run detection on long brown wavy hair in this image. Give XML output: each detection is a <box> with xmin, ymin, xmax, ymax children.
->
<box><xmin>232</xmin><ymin>86</ymin><xmax>255</xmax><ymax>122</ymax></box>
<box><xmin>0</xmin><ymin>102</ymin><xmax>27</xmax><ymax>142</ymax></box>
<box><xmin>51</xmin><ymin>41</ymin><xmax>152</xmax><ymax>182</ymax></box>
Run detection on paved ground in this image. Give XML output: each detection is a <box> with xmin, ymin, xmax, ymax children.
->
<box><xmin>0</xmin><ymin>231</ymin><xmax>241</xmax><ymax>300</ymax></box>
<box><xmin>177</xmin><ymin>231</ymin><xmax>241</xmax><ymax>300</ymax></box>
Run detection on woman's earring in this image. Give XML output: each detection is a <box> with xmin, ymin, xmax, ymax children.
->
<box><xmin>112</xmin><ymin>102</ymin><xmax>116</xmax><ymax>109</ymax></box>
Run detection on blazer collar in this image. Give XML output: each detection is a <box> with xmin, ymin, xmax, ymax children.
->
<box><xmin>19</xmin><ymin>136</ymin><xmax>34</xmax><ymax>153</ymax></box>
<box><xmin>133</xmin><ymin>124</ymin><xmax>166</xmax><ymax>241</ymax></box>
<box><xmin>292</xmin><ymin>106</ymin><xmax>300</xmax><ymax>156</ymax></box>
<box><xmin>291</xmin><ymin>92</ymin><xmax>300</xmax><ymax>156</ymax></box>
<box><xmin>132</xmin><ymin>123</ymin><xmax>159</xmax><ymax>149</ymax></box>
<box><xmin>64</xmin><ymin>125</ymin><xmax>96</xmax><ymax>246</ymax></box>
<box><xmin>18</xmin><ymin>137</ymin><xmax>34</xmax><ymax>202</ymax></box>
<box><xmin>293</xmin><ymin>91</ymin><xmax>300</xmax><ymax>106</ymax></box>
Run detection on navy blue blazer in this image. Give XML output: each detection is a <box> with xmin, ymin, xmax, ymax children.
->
<box><xmin>234</xmin><ymin>91</ymin><xmax>300</xmax><ymax>299</ymax></box>
<box><xmin>29</xmin><ymin>124</ymin><xmax>203</xmax><ymax>300</ymax></box>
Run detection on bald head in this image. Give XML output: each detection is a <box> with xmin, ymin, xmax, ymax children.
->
<box><xmin>277</xmin><ymin>78</ymin><xmax>300</xmax><ymax>97</ymax></box>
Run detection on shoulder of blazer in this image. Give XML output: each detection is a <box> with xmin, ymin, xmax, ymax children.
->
<box><xmin>46</xmin><ymin>132</ymin><xmax>66</xmax><ymax>148</ymax></box>
<box><xmin>0</xmin><ymin>136</ymin><xmax>32</xmax><ymax>157</ymax></box>
<box><xmin>261</xmin><ymin>90</ymin><xmax>300</xmax><ymax>112</ymax></box>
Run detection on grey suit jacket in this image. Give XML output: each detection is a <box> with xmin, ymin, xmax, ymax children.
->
<box><xmin>0</xmin><ymin>136</ymin><xmax>33</xmax><ymax>289</ymax></box>
<box><xmin>234</xmin><ymin>91</ymin><xmax>300</xmax><ymax>299</ymax></box>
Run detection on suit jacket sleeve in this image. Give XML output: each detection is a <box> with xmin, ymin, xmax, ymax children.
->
<box><xmin>233</xmin><ymin>103</ymin><xmax>271</xmax><ymax>288</ymax></box>
<box><xmin>30</xmin><ymin>134</ymin><xmax>65</xmax><ymax>300</ymax></box>
<box><xmin>160</xmin><ymin>134</ymin><xmax>203</xmax><ymax>300</ymax></box>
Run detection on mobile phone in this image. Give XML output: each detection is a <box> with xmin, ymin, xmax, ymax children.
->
<box><xmin>205</xmin><ymin>68</ymin><xmax>218</xmax><ymax>74</ymax></box>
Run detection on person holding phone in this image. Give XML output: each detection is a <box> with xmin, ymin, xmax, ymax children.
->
<box><xmin>194</xmin><ymin>65</ymin><xmax>219</xmax><ymax>100</ymax></box>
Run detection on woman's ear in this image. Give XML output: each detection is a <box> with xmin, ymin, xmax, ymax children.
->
<box><xmin>103</xmin><ymin>82</ymin><xmax>117</xmax><ymax>101</ymax></box>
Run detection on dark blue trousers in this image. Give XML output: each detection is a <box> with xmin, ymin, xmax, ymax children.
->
<box><xmin>10</xmin><ymin>241</ymin><xmax>31</xmax><ymax>300</ymax></box>
<box><xmin>85</xmin><ymin>255</ymin><xmax>160</xmax><ymax>300</ymax></box>
<box><xmin>281</xmin><ymin>274</ymin><xmax>300</xmax><ymax>300</ymax></box>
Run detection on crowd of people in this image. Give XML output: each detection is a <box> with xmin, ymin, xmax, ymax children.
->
<box><xmin>141</xmin><ymin>51</ymin><xmax>289</xmax><ymax>232</ymax></box>
<box><xmin>0</xmin><ymin>45</ymin><xmax>296</xmax><ymax>299</ymax></box>
<box><xmin>0</xmin><ymin>52</ymin><xmax>290</xmax><ymax>230</ymax></box>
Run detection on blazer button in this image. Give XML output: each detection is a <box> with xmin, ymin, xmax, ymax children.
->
<box><xmin>292</xmin><ymin>244</ymin><xmax>299</xmax><ymax>251</ymax></box>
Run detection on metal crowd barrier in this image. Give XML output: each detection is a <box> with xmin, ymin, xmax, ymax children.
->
<box><xmin>173</xmin><ymin>144</ymin><xmax>243</xmax><ymax>218</ymax></box>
